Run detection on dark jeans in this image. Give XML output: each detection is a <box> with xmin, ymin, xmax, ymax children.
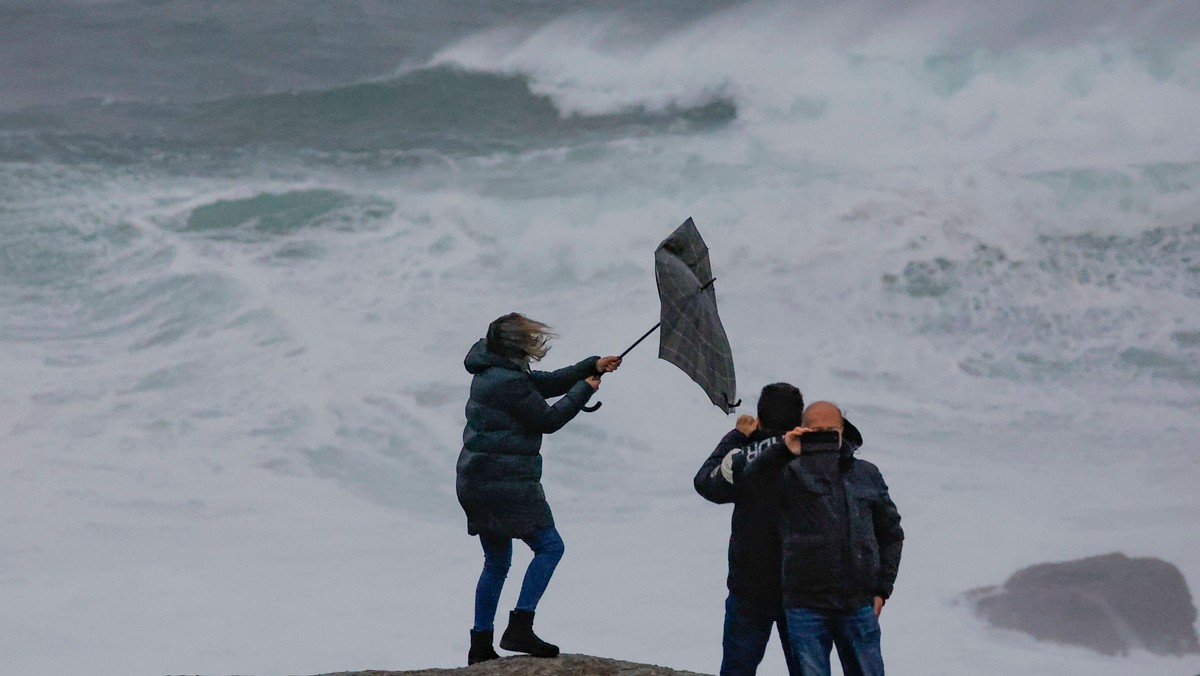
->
<box><xmin>783</xmin><ymin>605</ymin><xmax>884</xmax><ymax>676</ymax></box>
<box><xmin>722</xmin><ymin>593</ymin><xmax>799</xmax><ymax>675</ymax></box>
<box><xmin>472</xmin><ymin>526</ymin><xmax>565</xmax><ymax>632</ymax></box>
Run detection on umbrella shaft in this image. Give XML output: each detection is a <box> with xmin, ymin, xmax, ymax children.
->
<box><xmin>619</xmin><ymin>323</ymin><xmax>660</xmax><ymax>358</ymax></box>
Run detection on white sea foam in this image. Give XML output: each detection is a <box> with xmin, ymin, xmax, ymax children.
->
<box><xmin>432</xmin><ymin>1</ymin><xmax>1200</xmax><ymax>172</ymax></box>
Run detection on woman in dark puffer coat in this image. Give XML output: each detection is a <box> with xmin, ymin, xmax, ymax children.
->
<box><xmin>457</xmin><ymin>312</ymin><xmax>621</xmax><ymax>665</ymax></box>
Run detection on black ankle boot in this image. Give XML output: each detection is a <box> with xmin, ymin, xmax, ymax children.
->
<box><xmin>499</xmin><ymin>609</ymin><xmax>559</xmax><ymax>658</ymax></box>
<box><xmin>468</xmin><ymin>629</ymin><xmax>500</xmax><ymax>665</ymax></box>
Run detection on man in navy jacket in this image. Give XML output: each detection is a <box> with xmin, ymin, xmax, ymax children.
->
<box><xmin>741</xmin><ymin>401</ymin><xmax>902</xmax><ymax>676</ymax></box>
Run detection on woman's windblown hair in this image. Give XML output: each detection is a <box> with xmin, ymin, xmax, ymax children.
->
<box><xmin>486</xmin><ymin>313</ymin><xmax>557</xmax><ymax>367</ymax></box>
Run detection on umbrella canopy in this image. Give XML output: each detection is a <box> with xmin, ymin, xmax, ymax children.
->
<box><xmin>654</xmin><ymin>218</ymin><xmax>739</xmax><ymax>413</ymax></box>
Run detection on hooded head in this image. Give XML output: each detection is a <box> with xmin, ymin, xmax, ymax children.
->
<box><xmin>801</xmin><ymin>400</ymin><xmax>865</xmax><ymax>463</ymax></box>
<box><xmin>485</xmin><ymin>312</ymin><xmax>557</xmax><ymax>369</ymax></box>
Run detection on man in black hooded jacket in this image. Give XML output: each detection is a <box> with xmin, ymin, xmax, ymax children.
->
<box><xmin>694</xmin><ymin>383</ymin><xmax>866</xmax><ymax>675</ymax></box>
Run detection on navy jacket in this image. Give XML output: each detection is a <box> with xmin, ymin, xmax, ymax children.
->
<box><xmin>456</xmin><ymin>339</ymin><xmax>598</xmax><ymax>537</ymax></box>
<box><xmin>743</xmin><ymin>438</ymin><xmax>903</xmax><ymax>613</ymax></box>
<box><xmin>695</xmin><ymin>420</ymin><xmax>866</xmax><ymax>604</ymax></box>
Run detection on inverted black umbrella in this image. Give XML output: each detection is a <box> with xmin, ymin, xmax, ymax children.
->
<box><xmin>584</xmin><ymin>217</ymin><xmax>740</xmax><ymax>413</ymax></box>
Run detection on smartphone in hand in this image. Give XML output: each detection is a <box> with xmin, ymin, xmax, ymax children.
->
<box><xmin>801</xmin><ymin>430</ymin><xmax>842</xmax><ymax>453</ymax></box>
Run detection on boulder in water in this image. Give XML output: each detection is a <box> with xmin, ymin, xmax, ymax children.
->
<box><xmin>968</xmin><ymin>552</ymin><xmax>1200</xmax><ymax>656</ymax></box>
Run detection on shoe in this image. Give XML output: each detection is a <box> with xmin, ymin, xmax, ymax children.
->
<box><xmin>499</xmin><ymin>609</ymin><xmax>559</xmax><ymax>658</ymax></box>
<box><xmin>468</xmin><ymin>629</ymin><xmax>500</xmax><ymax>665</ymax></box>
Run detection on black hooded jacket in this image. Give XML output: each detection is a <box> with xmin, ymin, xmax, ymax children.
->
<box><xmin>456</xmin><ymin>338</ymin><xmax>598</xmax><ymax>537</ymax></box>
<box><xmin>694</xmin><ymin>420</ymin><xmax>866</xmax><ymax>605</ymax></box>
<box><xmin>695</xmin><ymin>427</ymin><xmax>788</xmax><ymax>603</ymax></box>
<box><xmin>742</xmin><ymin>435</ymin><xmax>903</xmax><ymax>613</ymax></box>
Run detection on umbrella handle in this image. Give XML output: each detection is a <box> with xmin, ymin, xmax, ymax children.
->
<box><xmin>582</xmin><ymin>372</ymin><xmax>604</xmax><ymax>412</ymax></box>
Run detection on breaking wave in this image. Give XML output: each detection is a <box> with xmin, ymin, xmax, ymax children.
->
<box><xmin>0</xmin><ymin>65</ymin><xmax>736</xmax><ymax>161</ymax></box>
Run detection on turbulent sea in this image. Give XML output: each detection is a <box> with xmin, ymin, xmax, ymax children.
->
<box><xmin>2</xmin><ymin>2</ymin><xmax>1199</xmax><ymax>674</ymax></box>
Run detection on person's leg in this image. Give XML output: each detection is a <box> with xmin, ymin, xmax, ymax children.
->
<box><xmin>500</xmin><ymin>526</ymin><xmax>564</xmax><ymax>658</ymax></box>
<box><xmin>783</xmin><ymin>607</ymin><xmax>834</xmax><ymax>676</ymax></box>
<box><xmin>720</xmin><ymin>593</ymin><xmax>776</xmax><ymax>676</ymax></box>
<box><xmin>830</xmin><ymin>605</ymin><xmax>885</xmax><ymax>676</ymax></box>
<box><xmin>515</xmin><ymin>526</ymin><xmax>565</xmax><ymax>611</ymax></box>
<box><xmin>774</xmin><ymin>610</ymin><xmax>801</xmax><ymax>675</ymax></box>
<box><xmin>473</xmin><ymin>534</ymin><xmax>512</xmax><ymax>632</ymax></box>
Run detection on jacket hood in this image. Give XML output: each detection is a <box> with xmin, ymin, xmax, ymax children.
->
<box><xmin>464</xmin><ymin>338</ymin><xmax>522</xmax><ymax>374</ymax></box>
<box><xmin>464</xmin><ymin>338</ymin><xmax>515</xmax><ymax>374</ymax></box>
<box><xmin>836</xmin><ymin>417</ymin><xmax>865</xmax><ymax>469</ymax></box>
<box><xmin>843</xmin><ymin>418</ymin><xmax>864</xmax><ymax>450</ymax></box>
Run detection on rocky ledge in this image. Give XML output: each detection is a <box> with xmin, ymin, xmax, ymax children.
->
<box><xmin>314</xmin><ymin>654</ymin><xmax>709</xmax><ymax>676</ymax></box>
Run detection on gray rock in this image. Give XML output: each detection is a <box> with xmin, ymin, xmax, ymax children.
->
<box><xmin>312</xmin><ymin>653</ymin><xmax>711</xmax><ymax>675</ymax></box>
<box><xmin>968</xmin><ymin>552</ymin><xmax>1200</xmax><ymax>656</ymax></box>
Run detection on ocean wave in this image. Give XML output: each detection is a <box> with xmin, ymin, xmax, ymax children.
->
<box><xmin>431</xmin><ymin>3</ymin><xmax>1200</xmax><ymax>172</ymax></box>
<box><xmin>193</xmin><ymin>66</ymin><xmax>735</xmax><ymax>151</ymax></box>
<box><xmin>0</xmin><ymin>65</ymin><xmax>736</xmax><ymax>162</ymax></box>
<box><xmin>177</xmin><ymin>189</ymin><xmax>394</xmax><ymax>242</ymax></box>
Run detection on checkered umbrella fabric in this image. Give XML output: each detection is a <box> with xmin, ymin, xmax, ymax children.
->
<box><xmin>654</xmin><ymin>218</ymin><xmax>739</xmax><ymax>413</ymax></box>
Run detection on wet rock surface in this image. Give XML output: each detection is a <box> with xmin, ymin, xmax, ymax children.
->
<box><xmin>314</xmin><ymin>654</ymin><xmax>710</xmax><ymax>675</ymax></box>
<box><xmin>969</xmin><ymin>552</ymin><xmax>1200</xmax><ymax>656</ymax></box>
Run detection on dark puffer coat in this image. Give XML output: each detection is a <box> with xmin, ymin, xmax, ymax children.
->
<box><xmin>694</xmin><ymin>420</ymin><xmax>865</xmax><ymax>604</ymax></box>
<box><xmin>456</xmin><ymin>338</ymin><xmax>598</xmax><ymax>537</ymax></box>
<box><xmin>743</xmin><ymin>438</ymin><xmax>903</xmax><ymax>613</ymax></box>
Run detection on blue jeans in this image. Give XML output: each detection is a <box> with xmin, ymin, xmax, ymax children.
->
<box><xmin>472</xmin><ymin>526</ymin><xmax>565</xmax><ymax>632</ymax></box>
<box><xmin>783</xmin><ymin>605</ymin><xmax>884</xmax><ymax>676</ymax></box>
<box><xmin>722</xmin><ymin>593</ymin><xmax>799</xmax><ymax>675</ymax></box>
